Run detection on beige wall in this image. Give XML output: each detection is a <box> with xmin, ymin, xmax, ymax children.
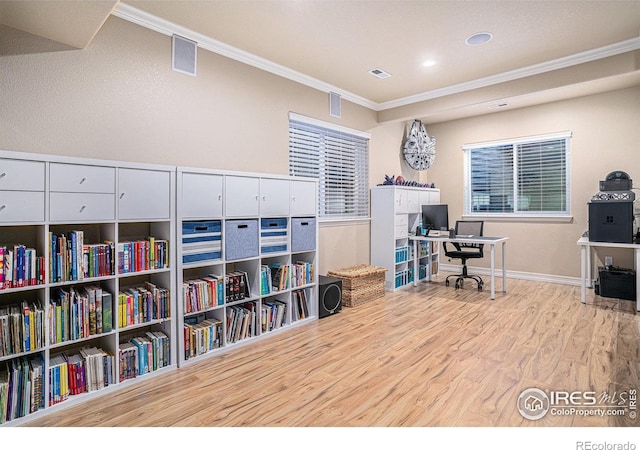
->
<box><xmin>415</xmin><ymin>87</ymin><xmax>640</xmax><ymax>279</ymax></box>
<box><xmin>3</xmin><ymin>15</ymin><xmax>639</xmax><ymax>280</ymax></box>
<box><xmin>0</xmin><ymin>16</ymin><xmax>377</xmax><ymax>275</ymax></box>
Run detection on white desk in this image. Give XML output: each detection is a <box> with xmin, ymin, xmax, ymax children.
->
<box><xmin>410</xmin><ymin>234</ymin><xmax>508</xmax><ymax>300</ymax></box>
<box><xmin>577</xmin><ymin>236</ymin><xmax>640</xmax><ymax>312</ymax></box>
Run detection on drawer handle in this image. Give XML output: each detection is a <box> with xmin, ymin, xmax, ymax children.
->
<box><xmin>268</xmin><ymin>223</ymin><xmax>278</xmax><ymax>227</ymax></box>
<box><xmin>0</xmin><ymin>173</ymin><xmax>5</xmax><ymax>179</ymax></box>
<box><xmin>292</xmin><ymin>196</ymin><xmax>296</xmax><ymax>202</ymax></box>
<box><xmin>120</xmin><ymin>193</ymin><xmax>125</xmax><ymax>199</ymax></box>
<box><xmin>79</xmin><ymin>177</ymin><xmax>86</xmax><ymax>184</ymax></box>
<box><xmin>194</xmin><ymin>226</ymin><xmax>208</xmax><ymax>231</ymax></box>
<box><xmin>262</xmin><ymin>196</ymin><xmax>267</xmax><ymax>201</ymax></box>
<box><xmin>218</xmin><ymin>194</ymin><xmax>222</xmax><ymax>201</ymax></box>
<box><xmin>0</xmin><ymin>205</ymin><xmax>5</xmax><ymax>211</ymax></box>
<box><xmin>300</xmin><ymin>222</ymin><xmax>309</xmax><ymax>226</ymax></box>
<box><xmin>79</xmin><ymin>205</ymin><xmax>86</xmax><ymax>213</ymax></box>
<box><xmin>237</xmin><ymin>224</ymin><xmax>248</xmax><ymax>229</ymax></box>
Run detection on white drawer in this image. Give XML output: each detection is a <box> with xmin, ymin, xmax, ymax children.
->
<box><xmin>395</xmin><ymin>224</ymin><xmax>408</xmax><ymax>239</ymax></box>
<box><xmin>0</xmin><ymin>159</ymin><xmax>45</xmax><ymax>191</ymax></box>
<box><xmin>395</xmin><ymin>214</ymin><xmax>408</xmax><ymax>226</ymax></box>
<box><xmin>50</xmin><ymin>163</ymin><xmax>115</xmax><ymax>193</ymax></box>
<box><xmin>0</xmin><ymin>191</ymin><xmax>45</xmax><ymax>223</ymax></box>
<box><xmin>50</xmin><ymin>192</ymin><xmax>115</xmax><ymax>222</ymax></box>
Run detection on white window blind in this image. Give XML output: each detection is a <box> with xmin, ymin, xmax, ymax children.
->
<box><xmin>289</xmin><ymin>114</ymin><xmax>370</xmax><ymax>219</ymax></box>
<box><xmin>463</xmin><ymin>132</ymin><xmax>571</xmax><ymax>216</ymax></box>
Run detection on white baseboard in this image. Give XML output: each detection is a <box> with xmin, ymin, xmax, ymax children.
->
<box><xmin>439</xmin><ymin>263</ymin><xmax>582</xmax><ymax>286</ymax></box>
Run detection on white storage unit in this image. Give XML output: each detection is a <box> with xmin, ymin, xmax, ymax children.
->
<box><xmin>0</xmin><ymin>150</ymin><xmax>176</xmax><ymax>426</ymax></box>
<box><xmin>176</xmin><ymin>167</ymin><xmax>318</xmax><ymax>367</ymax></box>
<box><xmin>370</xmin><ymin>185</ymin><xmax>441</xmax><ymax>291</ymax></box>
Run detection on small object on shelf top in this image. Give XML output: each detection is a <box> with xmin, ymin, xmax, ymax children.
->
<box><xmin>378</xmin><ymin>174</ymin><xmax>435</xmax><ymax>188</ymax></box>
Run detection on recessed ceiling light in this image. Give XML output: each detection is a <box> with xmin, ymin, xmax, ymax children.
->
<box><xmin>368</xmin><ymin>68</ymin><xmax>392</xmax><ymax>79</ymax></box>
<box><xmin>466</xmin><ymin>32</ymin><xmax>493</xmax><ymax>46</ymax></box>
<box><xmin>422</xmin><ymin>60</ymin><xmax>437</xmax><ymax>67</ymax></box>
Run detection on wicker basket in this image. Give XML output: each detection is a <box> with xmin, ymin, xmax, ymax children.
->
<box><xmin>326</xmin><ymin>264</ymin><xmax>387</xmax><ymax>307</ymax></box>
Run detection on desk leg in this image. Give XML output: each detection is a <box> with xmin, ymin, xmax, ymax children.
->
<box><xmin>490</xmin><ymin>244</ymin><xmax>495</xmax><ymax>300</ymax></box>
<box><xmin>501</xmin><ymin>241</ymin><xmax>507</xmax><ymax>293</ymax></box>
<box><xmin>413</xmin><ymin>240</ymin><xmax>419</xmax><ymax>287</ymax></box>
<box><xmin>580</xmin><ymin>245</ymin><xmax>586</xmax><ymax>304</ymax></box>
<box><xmin>636</xmin><ymin>248</ymin><xmax>640</xmax><ymax>312</ymax></box>
<box><xmin>427</xmin><ymin>241</ymin><xmax>433</xmax><ymax>282</ymax></box>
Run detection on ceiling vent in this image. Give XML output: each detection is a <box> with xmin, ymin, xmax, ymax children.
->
<box><xmin>368</xmin><ymin>68</ymin><xmax>392</xmax><ymax>79</ymax></box>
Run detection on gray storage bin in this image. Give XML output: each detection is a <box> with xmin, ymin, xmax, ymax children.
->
<box><xmin>291</xmin><ymin>217</ymin><xmax>316</xmax><ymax>252</ymax></box>
<box><xmin>225</xmin><ymin>219</ymin><xmax>259</xmax><ymax>260</ymax></box>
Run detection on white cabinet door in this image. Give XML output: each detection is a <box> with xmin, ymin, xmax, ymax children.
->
<box><xmin>50</xmin><ymin>163</ymin><xmax>115</xmax><ymax>193</ymax></box>
<box><xmin>118</xmin><ymin>168</ymin><xmax>170</xmax><ymax>220</ymax></box>
<box><xmin>407</xmin><ymin>190</ymin><xmax>421</xmax><ymax>213</ymax></box>
<box><xmin>290</xmin><ymin>180</ymin><xmax>316</xmax><ymax>216</ymax></box>
<box><xmin>225</xmin><ymin>175</ymin><xmax>259</xmax><ymax>217</ymax></box>
<box><xmin>260</xmin><ymin>178</ymin><xmax>290</xmax><ymax>217</ymax></box>
<box><xmin>182</xmin><ymin>173</ymin><xmax>223</xmax><ymax>219</ymax></box>
<box><xmin>395</xmin><ymin>189</ymin><xmax>408</xmax><ymax>213</ymax></box>
<box><xmin>420</xmin><ymin>189</ymin><xmax>440</xmax><ymax>206</ymax></box>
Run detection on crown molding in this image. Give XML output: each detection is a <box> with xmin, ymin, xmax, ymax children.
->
<box><xmin>111</xmin><ymin>3</ymin><xmax>377</xmax><ymax>110</ymax></box>
<box><xmin>378</xmin><ymin>36</ymin><xmax>640</xmax><ymax>110</ymax></box>
<box><xmin>113</xmin><ymin>4</ymin><xmax>640</xmax><ymax>113</ymax></box>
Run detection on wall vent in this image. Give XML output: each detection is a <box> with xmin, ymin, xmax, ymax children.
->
<box><xmin>172</xmin><ymin>34</ymin><xmax>197</xmax><ymax>76</ymax></box>
<box><xmin>329</xmin><ymin>92</ymin><xmax>341</xmax><ymax>118</ymax></box>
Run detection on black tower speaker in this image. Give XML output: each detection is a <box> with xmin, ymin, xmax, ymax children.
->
<box><xmin>318</xmin><ymin>275</ymin><xmax>342</xmax><ymax>318</ymax></box>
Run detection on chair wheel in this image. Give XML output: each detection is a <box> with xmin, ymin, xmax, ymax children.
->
<box><xmin>455</xmin><ymin>282</ymin><xmax>460</xmax><ymax>289</ymax></box>
<box><xmin>445</xmin><ymin>280</ymin><xmax>450</xmax><ymax>286</ymax></box>
<box><xmin>478</xmin><ymin>285</ymin><xmax>483</xmax><ymax>291</ymax></box>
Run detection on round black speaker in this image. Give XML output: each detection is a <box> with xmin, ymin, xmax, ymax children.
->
<box><xmin>318</xmin><ymin>275</ymin><xmax>342</xmax><ymax>318</ymax></box>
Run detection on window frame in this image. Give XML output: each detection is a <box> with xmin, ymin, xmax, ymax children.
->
<box><xmin>462</xmin><ymin>131</ymin><xmax>572</xmax><ymax>221</ymax></box>
<box><xmin>288</xmin><ymin>112</ymin><xmax>371</xmax><ymax>222</ymax></box>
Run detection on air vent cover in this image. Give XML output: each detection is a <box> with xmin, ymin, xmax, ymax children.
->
<box><xmin>368</xmin><ymin>68</ymin><xmax>392</xmax><ymax>79</ymax></box>
<box><xmin>172</xmin><ymin>34</ymin><xmax>197</xmax><ymax>76</ymax></box>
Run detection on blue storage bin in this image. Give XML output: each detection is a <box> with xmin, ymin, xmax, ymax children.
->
<box><xmin>261</xmin><ymin>218</ymin><xmax>288</xmax><ymax>253</ymax></box>
<box><xmin>225</xmin><ymin>219</ymin><xmax>259</xmax><ymax>260</ymax></box>
<box><xmin>291</xmin><ymin>217</ymin><xmax>316</xmax><ymax>252</ymax></box>
<box><xmin>182</xmin><ymin>220</ymin><xmax>222</xmax><ymax>264</ymax></box>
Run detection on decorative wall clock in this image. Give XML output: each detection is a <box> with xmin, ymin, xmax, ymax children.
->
<box><xmin>403</xmin><ymin>119</ymin><xmax>436</xmax><ymax>171</ymax></box>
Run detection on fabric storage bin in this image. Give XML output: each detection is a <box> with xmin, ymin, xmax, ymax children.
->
<box><xmin>291</xmin><ymin>217</ymin><xmax>316</xmax><ymax>252</ymax></box>
<box><xmin>182</xmin><ymin>220</ymin><xmax>222</xmax><ymax>264</ymax></box>
<box><xmin>260</xmin><ymin>218</ymin><xmax>288</xmax><ymax>253</ymax></box>
<box><xmin>225</xmin><ymin>219</ymin><xmax>259</xmax><ymax>260</ymax></box>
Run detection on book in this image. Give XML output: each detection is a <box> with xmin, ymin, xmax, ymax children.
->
<box><xmin>102</xmin><ymin>291</ymin><xmax>112</xmax><ymax>333</ymax></box>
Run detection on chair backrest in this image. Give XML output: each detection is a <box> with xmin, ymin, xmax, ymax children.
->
<box><xmin>444</xmin><ymin>220</ymin><xmax>484</xmax><ymax>258</ymax></box>
<box><xmin>455</xmin><ymin>220</ymin><xmax>483</xmax><ymax>237</ymax></box>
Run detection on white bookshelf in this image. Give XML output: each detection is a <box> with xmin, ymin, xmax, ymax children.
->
<box><xmin>370</xmin><ymin>185</ymin><xmax>440</xmax><ymax>291</ymax></box>
<box><xmin>0</xmin><ymin>150</ymin><xmax>176</xmax><ymax>426</ymax></box>
<box><xmin>176</xmin><ymin>167</ymin><xmax>318</xmax><ymax>366</ymax></box>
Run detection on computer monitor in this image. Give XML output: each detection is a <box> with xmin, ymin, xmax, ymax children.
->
<box><xmin>421</xmin><ymin>204</ymin><xmax>449</xmax><ymax>232</ymax></box>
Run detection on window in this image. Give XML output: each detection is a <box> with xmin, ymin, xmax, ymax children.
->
<box><xmin>289</xmin><ymin>113</ymin><xmax>370</xmax><ymax>219</ymax></box>
<box><xmin>463</xmin><ymin>132</ymin><xmax>571</xmax><ymax>217</ymax></box>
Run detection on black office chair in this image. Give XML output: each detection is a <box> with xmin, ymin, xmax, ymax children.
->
<box><xmin>443</xmin><ymin>220</ymin><xmax>484</xmax><ymax>290</ymax></box>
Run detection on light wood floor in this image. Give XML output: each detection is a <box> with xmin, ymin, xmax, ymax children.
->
<box><xmin>23</xmin><ymin>273</ymin><xmax>640</xmax><ymax>427</ymax></box>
